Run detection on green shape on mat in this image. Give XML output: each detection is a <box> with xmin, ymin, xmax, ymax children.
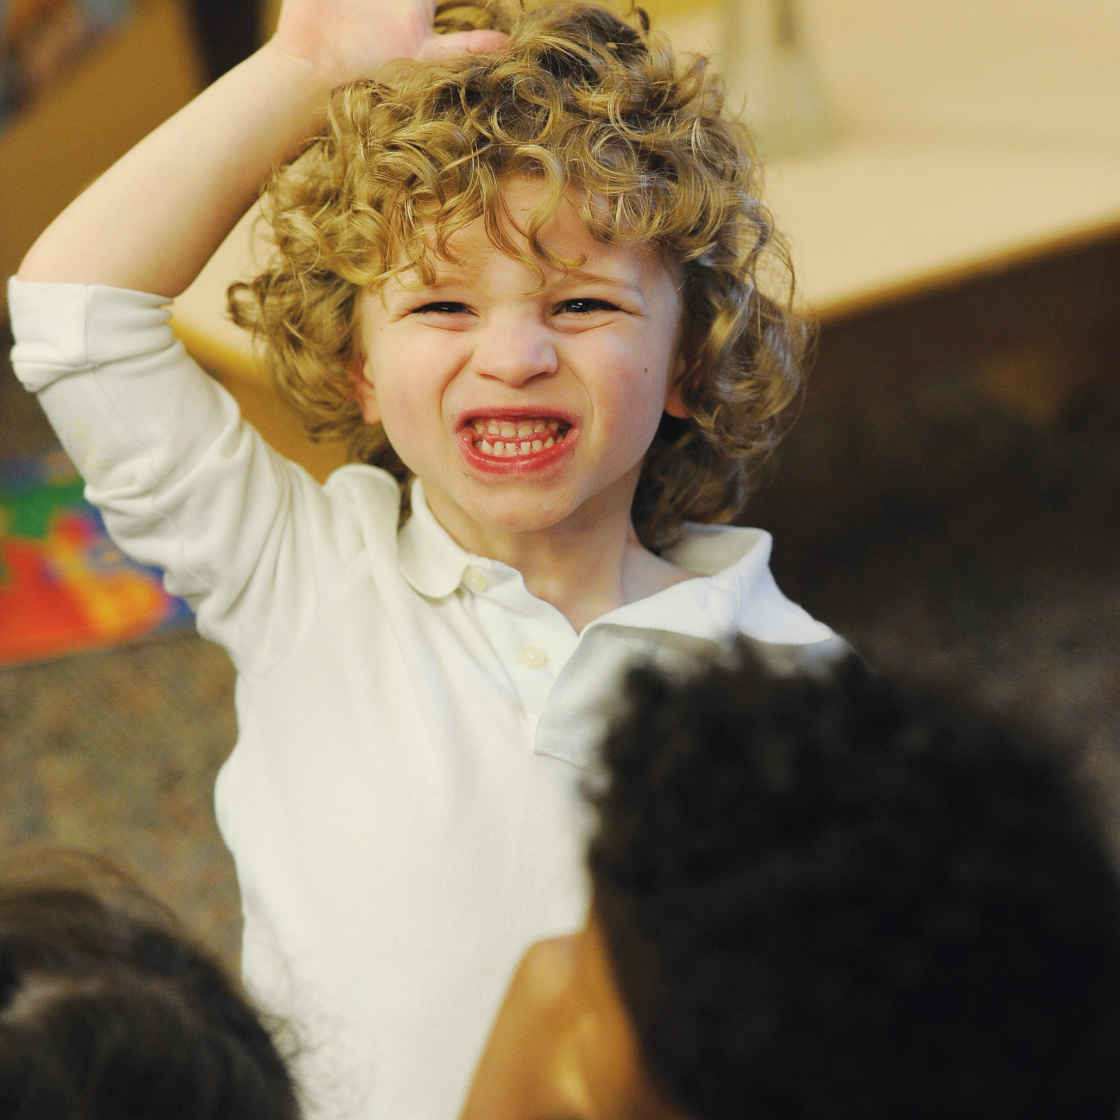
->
<box><xmin>0</xmin><ymin>479</ymin><xmax>88</xmax><ymax>539</ymax></box>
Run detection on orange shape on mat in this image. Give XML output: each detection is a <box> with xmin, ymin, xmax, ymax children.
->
<box><xmin>0</xmin><ymin>506</ymin><xmax>178</xmax><ymax>665</ymax></box>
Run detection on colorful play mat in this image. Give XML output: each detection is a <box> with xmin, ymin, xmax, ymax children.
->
<box><xmin>0</xmin><ymin>452</ymin><xmax>192</xmax><ymax>666</ymax></box>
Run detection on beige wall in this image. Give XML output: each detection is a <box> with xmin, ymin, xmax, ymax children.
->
<box><xmin>0</xmin><ymin>0</ymin><xmax>204</xmax><ymax>318</ymax></box>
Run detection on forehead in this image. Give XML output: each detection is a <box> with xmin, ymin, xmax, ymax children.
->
<box><xmin>389</xmin><ymin>176</ymin><xmax>679</xmax><ymax>292</ymax></box>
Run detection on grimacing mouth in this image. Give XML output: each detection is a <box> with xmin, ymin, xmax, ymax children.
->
<box><xmin>466</xmin><ymin>417</ymin><xmax>573</xmax><ymax>458</ymax></box>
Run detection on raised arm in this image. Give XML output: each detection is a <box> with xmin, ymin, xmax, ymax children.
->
<box><xmin>16</xmin><ymin>0</ymin><xmax>506</xmax><ymax>297</ymax></box>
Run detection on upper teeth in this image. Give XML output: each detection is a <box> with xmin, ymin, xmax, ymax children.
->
<box><xmin>472</xmin><ymin>419</ymin><xmax>562</xmax><ymax>438</ymax></box>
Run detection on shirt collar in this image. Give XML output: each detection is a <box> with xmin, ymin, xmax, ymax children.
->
<box><xmin>396</xmin><ymin>478</ymin><xmax>477</xmax><ymax>598</ymax></box>
<box><xmin>397</xmin><ymin>489</ymin><xmax>833</xmax><ymax>645</ymax></box>
<box><xmin>593</xmin><ymin>523</ymin><xmax>835</xmax><ymax>646</ymax></box>
<box><xmin>395</xmin><ymin>486</ymin><xmax>765</xmax><ymax>605</ymax></box>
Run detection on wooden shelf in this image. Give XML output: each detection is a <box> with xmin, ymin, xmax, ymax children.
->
<box><xmin>665</xmin><ymin>0</ymin><xmax>1120</xmax><ymax>319</ymax></box>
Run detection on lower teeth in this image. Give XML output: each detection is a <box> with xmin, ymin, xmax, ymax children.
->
<box><xmin>479</xmin><ymin>436</ymin><xmax>557</xmax><ymax>457</ymax></box>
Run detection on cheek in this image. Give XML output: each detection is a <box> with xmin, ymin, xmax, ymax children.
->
<box><xmin>610</xmin><ymin>359</ymin><xmax>677</xmax><ymax>432</ymax></box>
<box><xmin>595</xmin><ymin>335</ymin><xmax>663</xmax><ymax>394</ymax></box>
<box><xmin>370</xmin><ymin>383</ymin><xmax>427</xmax><ymax>448</ymax></box>
<box><xmin>364</xmin><ymin>338</ymin><xmax>448</xmax><ymax>427</ymax></box>
<box><xmin>572</xmin><ymin>982</ymin><xmax>654</xmax><ymax>1118</ymax></box>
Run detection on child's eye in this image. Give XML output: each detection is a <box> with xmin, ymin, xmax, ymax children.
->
<box><xmin>555</xmin><ymin>298</ymin><xmax>619</xmax><ymax>315</ymax></box>
<box><xmin>412</xmin><ymin>301</ymin><xmax>471</xmax><ymax>315</ymax></box>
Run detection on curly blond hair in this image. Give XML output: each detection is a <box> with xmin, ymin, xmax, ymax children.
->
<box><xmin>230</xmin><ymin>1</ymin><xmax>810</xmax><ymax>551</ymax></box>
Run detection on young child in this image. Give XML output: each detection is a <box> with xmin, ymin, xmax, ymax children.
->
<box><xmin>0</xmin><ymin>848</ymin><xmax>301</xmax><ymax>1120</ymax></box>
<box><xmin>9</xmin><ymin>1</ymin><xmax>843</xmax><ymax>1115</ymax></box>
<box><xmin>462</xmin><ymin>641</ymin><xmax>1120</xmax><ymax>1119</ymax></box>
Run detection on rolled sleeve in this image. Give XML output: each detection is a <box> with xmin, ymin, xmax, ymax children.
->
<box><xmin>7</xmin><ymin>277</ymin><xmax>322</xmax><ymax>668</ymax></box>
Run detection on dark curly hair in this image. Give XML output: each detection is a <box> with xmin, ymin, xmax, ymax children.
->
<box><xmin>230</xmin><ymin>1</ymin><xmax>808</xmax><ymax>550</ymax></box>
<box><xmin>0</xmin><ymin>850</ymin><xmax>300</xmax><ymax>1120</ymax></box>
<box><xmin>587</xmin><ymin>642</ymin><xmax>1120</xmax><ymax>1118</ymax></box>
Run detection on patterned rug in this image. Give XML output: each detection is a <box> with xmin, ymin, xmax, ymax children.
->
<box><xmin>0</xmin><ymin>451</ymin><xmax>193</xmax><ymax>666</ymax></box>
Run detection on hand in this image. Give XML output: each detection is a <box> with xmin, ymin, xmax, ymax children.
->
<box><xmin>270</xmin><ymin>0</ymin><xmax>508</xmax><ymax>88</ymax></box>
<box><xmin>16</xmin><ymin>0</ymin><xmax>507</xmax><ymax>298</ymax></box>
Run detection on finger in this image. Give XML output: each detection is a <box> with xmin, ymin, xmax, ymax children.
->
<box><xmin>416</xmin><ymin>29</ymin><xmax>509</xmax><ymax>62</ymax></box>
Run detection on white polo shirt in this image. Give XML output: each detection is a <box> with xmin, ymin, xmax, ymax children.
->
<box><xmin>9</xmin><ymin>279</ymin><xmax>844</xmax><ymax>1120</ymax></box>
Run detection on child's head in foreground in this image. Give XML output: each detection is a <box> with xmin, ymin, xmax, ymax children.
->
<box><xmin>233</xmin><ymin>1</ymin><xmax>806</xmax><ymax>551</ymax></box>
<box><xmin>0</xmin><ymin>850</ymin><xmax>300</xmax><ymax>1120</ymax></box>
<box><xmin>466</xmin><ymin>643</ymin><xmax>1120</xmax><ymax>1118</ymax></box>
<box><xmin>583</xmin><ymin>643</ymin><xmax>1120</xmax><ymax>1117</ymax></box>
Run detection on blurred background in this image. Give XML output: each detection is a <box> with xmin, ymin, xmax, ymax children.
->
<box><xmin>2</xmin><ymin>0</ymin><xmax>1118</xmax><ymax>967</ymax></box>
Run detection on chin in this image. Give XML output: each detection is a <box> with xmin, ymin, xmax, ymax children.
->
<box><xmin>481</xmin><ymin>507</ymin><xmax>570</xmax><ymax>535</ymax></box>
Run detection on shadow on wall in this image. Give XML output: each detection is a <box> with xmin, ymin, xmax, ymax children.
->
<box><xmin>748</xmin><ymin>231</ymin><xmax>1120</xmax><ymax>752</ymax></box>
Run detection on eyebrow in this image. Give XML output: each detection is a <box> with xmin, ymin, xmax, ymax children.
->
<box><xmin>559</xmin><ymin>267</ymin><xmax>644</xmax><ymax>295</ymax></box>
<box><xmin>384</xmin><ymin>259</ymin><xmax>649</xmax><ymax>299</ymax></box>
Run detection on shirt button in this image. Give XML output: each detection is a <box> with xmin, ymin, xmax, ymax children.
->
<box><xmin>462</xmin><ymin>567</ymin><xmax>489</xmax><ymax>593</ymax></box>
<box><xmin>519</xmin><ymin>645</ymin><xmax>549</xmax><ymax>669</ymax></box>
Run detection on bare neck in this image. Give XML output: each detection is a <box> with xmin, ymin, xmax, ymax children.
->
<box><xmin>486</xmin><ymin>523</ymin><xmax>691</xmax><ymax>633</ymax></box>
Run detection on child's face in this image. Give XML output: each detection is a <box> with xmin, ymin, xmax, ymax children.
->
<box><xmin>352</xmin><ymin>176</ymin><xmax>687</xmax><ymax>554</ymax></box>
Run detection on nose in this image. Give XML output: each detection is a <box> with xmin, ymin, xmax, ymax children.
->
<box><xmin>473</xmin><ymin>313</ymin><xmax>558</xmax><ymax>387</ymax></box>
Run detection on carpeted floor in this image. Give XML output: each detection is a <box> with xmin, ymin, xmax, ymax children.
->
<box><xmin>0</xmin><ymin>318</ymin><xmax>242</xmax><ymax>960</ymax></box>
<box><xmin>0</xmin><ymin>632</ymin><xmax>242</xmax><ymax>962</ymax></box>
<box><xmin>2</xmin><ymin>232</ymin><xmax>1118</xmax><ymax>968</ymax></box>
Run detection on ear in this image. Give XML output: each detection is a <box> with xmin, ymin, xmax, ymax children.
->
<box><xmin>663</xmin><ymin>354</ymin><xmax>690</xmax><ymax>419</ymax></box>
<box><xmin>349</xmin><ymin>352</ymin><xmax>381</xmax><ymax>425</ymax></box>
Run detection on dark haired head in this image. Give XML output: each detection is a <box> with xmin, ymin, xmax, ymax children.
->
<box><xmin>0</xmin><ymin>850</ymin><xmax>300</xmax><ymax>1120</ymax></box>
<box><xmin>588</xmin><ymin>642</ymin><xmax>1120</xmax><ymax>1118</ymax></box>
